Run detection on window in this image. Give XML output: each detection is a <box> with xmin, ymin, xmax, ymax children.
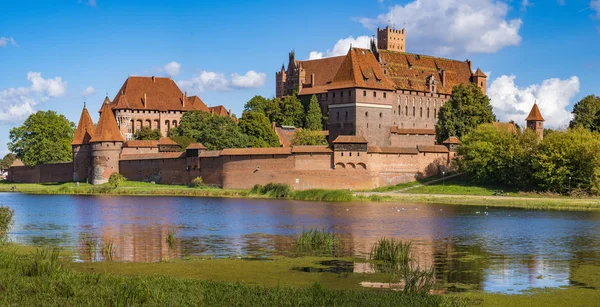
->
<box><xmin>379</xmin><ymin>124</ymin><xmax>381</xmax><ymax>129</ymax></box>
<box><xmin>363</xmin><ymin>91</ymin><xmax>367</xmax><ymax>97</ymax></box>
<box><xmin>333</xmin><ymin>92</ymin><xmax>336</xmax><ymax>98</ymax></box>
<box><xmin>398</xmin><ymin>106</ymin><xmax>401</xmax><ymax>116</ymax></box>
<box><xmin>337</xmin><ymin>112</ymin><xmax>339</xmax><ymax>119</ymax></box>
<box><xmin>349</xmin><ymin>91</ymin><xmax>352</xmax><ymax>97</ymax></box>
<box><xmin>434</xmin><ymin>108</ymin><xmax>437</xmax><ymax>119</ymax></box>
<box><xmin>383</xmin><ymin>92</ymin><xmax>387</xmax><ymax>98</ymax></box>
<box><xmin>345</xmin><ymin>111</ymin><xmax>348</xmax><ymax>120</ymax></box>
<box><xmin>420</xmin><ymin>107</ymin><xmax>423</xmax><ymax>118</ymax></box>
<box><xmin>379</xmin><ymin>112</ymin><xmax>382</xmax><ymax>118</ymax></box>
<box><xmin>367</xmin><ymin>123</ymin><xmax>369</xmax><ymax>128</ymax></box>
<box><xmin>341</xmin><ymin>91</ymin><xmax>343</xmax><ymax>97</ymax></box>
<box><xmin>365</xmin><ymin>112</ymin><xmax>368</xmax><ymax>117</ymax></box>
<box><xmin>405</xmin><ymin>105</ymin><xmax>408</xmax><ymax>116</ymax></box>
<box><xmin>412</xmin><ymin>106</ymin><xmax>416</xmax><ymax>117</ymax></box>
<box><xmin>373</xmin><ymin>92</ymin><xmax>377</xmax><ymax>98</ymax></box>
<box><xmin>427</xmin><ymin>108</ymin><xmax>430</xmax><ymax>118</ymax></box>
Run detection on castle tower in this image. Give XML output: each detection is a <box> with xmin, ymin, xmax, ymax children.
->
<box><xmin>72</xmin><ymin>103</ymin><xmax>96</xmax><ymax>182</ymax></box>
<box><xmin>526</xmin><ymin>103</ymin><xmax>545</xmax><ymax>141</ymax></box>
<box><xmin>275</xmin><ymin>64</ymin><xmax>287</xmax><ymax>98</ymax></box>
<box><xmin>89</xmin><ymin>99</ymin><xmax>125</xmax><ymax>185</ymax></box>
<box><xmin>472</xmin><ymin>68</ymin><xmax>487</xmax><ymax>95</ymax></box>
<box><xmin>377</xmin><ymin>26</ymin><xmax>406</xmax><ymax>52</ymax></box>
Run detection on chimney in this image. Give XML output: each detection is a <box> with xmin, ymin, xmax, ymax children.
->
<box><xmin>182</xmin><ymin>93</ymin><xmax>185</xmax><ymax>108</ymax></box>
<box><xmin>143</xmin><ymin>93</ymin><xmax>147</xmax><ymax>108</ymax></box>
<box><xmin>152</xmin><ymin>76</ymin><xmax>156</xmax><ymax>83</ymax></box>
<box><xmin>311</xmin><ymin>73</ymin><xmax>315</xmax><ymax>87</ymax></box>
<box><xmin>441</xmin><ymin>70</ymin><xmax>446</xmax><ymax>86</ymax></box>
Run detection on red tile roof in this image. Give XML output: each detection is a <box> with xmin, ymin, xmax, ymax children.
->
<box><xmin>123</xmin><ymin>140</ymin><xmax>158</xmax><ymax>148</ymax></box>
<box><xmin>110</xmin><ymin>76</ymin><xmax>208</xmax><ymax>112</ymax></box>
<box><xmin>332</xmin><ymin>135</ymin><xmax>368</xmax><ymax>144</ymax></box>
<box><xmin>199</xmin><ymin>150</ymin><xmax>222</xmax><ymax>157</ymax></box>
<box><xmin>209</xmin><ymin>105</ymin><xmax>230</xmax><ymax>117</ymax></box>
<box><xmin>90</xmin><ymin>102</ymin><xmax>125</xmax><ymax>143</ymax></box>
<box><xmin>473</xmin><ymin>68</ymin><xmax>487</xmax><ymax>78</ymax></box>
<box><xmin>390</xmin><ymin>127</ymin><xmax>436</xmax><ymax>135</ymax></box>
<box><xmin>442</xmin><ymin>137</ymin><xmax>461</xmax><ymax>145</ymax></box>
<box><xmin>220</xmin><ymin>147</ymin><xmax>292</xmax><ymax>156</ymax></box>
<box><xmin>297</xmin><ymin>56</ymin><xmax>346</xmax><ymax>95</ymax></box>
<box><xmin>186</xmin><ymin>143</ymin><xmax>207</xmax><ymax>150</ymax></box>
<box><xmin>120</xmin><ymin>152</ymin><xmax>185</xmax><ymax>161</ymax></box>
<box><xmin>158</xmin><ymin>137</ymin><xmax>178</xmax><ymax>146</ymax></box>
<box><xmin>417</xmin><ymin>145</ymin><xmax>449</xmax><ymax>153</ymax></box>
<box><xmin>274</xmin><ymin>126</ymin><xmax>299</xmax><ymax>147</ymax></box>
<box><xmin>72</xmin><ymin>106</ymin><xmax>96</xmax><ymax>145</ymax></box>
<box><xmin>291</xmin><ymin>145</ymin><xmax>333</xmax><ymax>153</ymax></box>
<box><xmin>379</xmin><ymin>50</ymin><xmax>474</xmax><ymax>95</ymax></box>
<box><xmin>493</xmin><ymin>122</ymin><xmax>518</xmax><ymax>133</ymax></box>
<box><xmin>329</xmin><ymin>48</ymin><xmax>396</xmax><ymax>91</ymax></box>
<box><xmin>526</xmin><ymin>104</ymin><xmax>545</xmax><ymax>121</ymax></box>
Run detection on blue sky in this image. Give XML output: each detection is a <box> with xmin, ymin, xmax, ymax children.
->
<box><xmin>1</xmin><ymin>0</ymin><xmax>599</xmax><ymax>156</ymax></box>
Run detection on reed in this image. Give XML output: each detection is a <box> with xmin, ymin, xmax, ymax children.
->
<box><xmin>22</xmin><ymin>246</ymin><xmax>62</xmax><ymax>277</ymax></box>
<box><xmin>295</xmin><ymin>229</ymin><xmax>340</xmax><ymax>255</ymax></box>
<box><xmin>292</xmin><ymin>189</ymin><xmax>354</xmax><ymax>202</ymax></box>
<box><xmin>101</xmin><ymin>238</ymin><xmax>115</xmax><ymax>261</ymax></box>
<box><xmin>166</xmin><ymin>230</ymin><xmax>178</xmax><ymax>249</ymax></box>
<box><xmin>79</xmin><ymin>233</ymin><xmax>98</xmax><ymax>262</ymax></box>
<box><xmin>0</xmin><ymin>206</ymin><xmax>14</xmax><ymax>244</ymax></box>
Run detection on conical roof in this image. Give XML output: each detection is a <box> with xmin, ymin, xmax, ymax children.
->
<box><xmin>526</xmin><ymin>103</ymin><xmax>545</xmax><ymax>121</ymax></box>
<box><xmin>72</xmin><ymin>105</ymin><xmax>96</xmax><ymax>145</ymax></box>
<box><xmin>473</xmin><ymin>68</ymin><xmax>487</xmax><ymax>78</ymax></box>
<box><xmin>90</xmin><ymin>101</ymin><xmax>125</xmax><ymax>143</ymax></box>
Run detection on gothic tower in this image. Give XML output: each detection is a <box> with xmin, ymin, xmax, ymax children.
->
<box><xmin>526</xmin><ymin>103</ymin><xmax>544</xmax><ymax>141</ymax></box>
<box><xmin>472</xmin><ymin>68</ymin><xmax>488</xmax><ymax>95</ymax></box>
<box><xmin>72</xmin><ymin>103</ymin><xmax>95</xmax><ymax>182</ymax></box>
<box><xmin>90</xmin><ymin>99</ymin><xmax>124</xmax><ymax>184</ymax></box>
<box><xmin>377</xmin><ymin>26</ymin><xmax>406</xmax><ymax>52</ymax></box>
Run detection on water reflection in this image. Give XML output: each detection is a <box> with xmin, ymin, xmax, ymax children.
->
<box><xmin>2</xmin><ymin>193</ymin><xmax>600</xmax><ymax>293</ymax></box>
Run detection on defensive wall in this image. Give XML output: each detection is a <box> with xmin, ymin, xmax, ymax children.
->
<box><xmin>8</xmin><ymin>162</ymin><xmax>73</xmax><ymax>183</ymax></box>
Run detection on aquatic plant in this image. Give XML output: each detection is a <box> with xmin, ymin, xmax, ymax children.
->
<box><xmin>22</xmin><ymin>246</ymin><xmax>62</xmax><ymax>277</ymax></box>
<box><xmin>251</xmin><ymin>183</ymin><xmax>293</xmax><ymax>198</ymax></box>
<box><xmin>0</xmin><ymin>206</ymin><xmax>14</xmax><ymax>244</ymax></box>
<box><xmin>293</xmin><ymin>189</ymin><xmax>353</xmax><ymax>202</ymax></box>
<box><xmin>166</xmin><ymin>230</ymin><xmax>178</xmax><ymax>249</ymax></box>
<box><xmin>370</xmin><ymin>238</ymin><xmax>435</xmax><ymax>295</ymax></box>
<box><xmin>101</xmin><ymin>238</ymin><xmax>115</xmax><ymax>261</ymax></box>
<box><xmin>79</xmin><ymin>233</ymin><xmax>98</xmax><ymax>262</ymax></box>
<box><xmin>295</xmin><ymin>229</ymin><xmax>340</xmax><ymax>255</ymax></box>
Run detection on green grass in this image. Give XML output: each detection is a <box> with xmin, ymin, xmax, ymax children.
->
<box><xmin>0</xmin><ymin>245</ymin><xmax>467</xmax><ymax>306</ymax></box>
<box><xmin>400</xmin><ymin>176</ymin><xmax>519</xmax><ymax>196</ymax></box>
<box><xmin>295</xmin><ymin>229</ymin><xmax>340</xmax><ymax>255</ymax></box>
<box><xmin>371</xmin><ymin>174</ymin><xmax>449</xmax><ymax>192</ymax></box>
<box><xmin>293</xmin><ymin>189</ymin><xmax>354</xmax><ymax>202</ymax></box>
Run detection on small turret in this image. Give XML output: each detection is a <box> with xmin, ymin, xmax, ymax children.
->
<box><xmin>526</xmin><ymin>103</ymin><xmax>544</xmax><ymax>141</ymax></box>
<box><xmin>90</xmin><ymin>101</ymin><xmax>125</xmax><ymax>184</ymax></box>
<box><xmin>472</xmin><ymin>68</ymin><xmax>487</xmax><ymax>95</ymax></box>
<box><xmin>72</xmin><ymin>104</ymin><xmax>96</xmax><ymax>182</ymax></box>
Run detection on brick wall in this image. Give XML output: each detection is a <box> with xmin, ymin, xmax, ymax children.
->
<box><xmin>9</xmin><ymin>162</ymin><xmax>73</xmax><ymax>183</ymax></box>
<box><xmin>390</xmin><ymin>134</ymin><xmax>436</xmax><ymax>147</ymax></box>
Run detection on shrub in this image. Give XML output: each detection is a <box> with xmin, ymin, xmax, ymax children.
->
<box><xmin>250</xmin><ymin>183</ymin><xmax>292</xmax><ymax>198</ymax></box>
<box><xmin>293</xmin><ymin>189</ymin><xmax>353</xmax><ymax>202</ymax></box>
<box><xmin>0</xmin><ymin>206</ymin><xmax>15</xmax><ymax>243</ymax></box>
<box><xmin>190</xmin><ymin>177</ymin><xmax>204</xmax><ymax>188</ymax></box>
<box><xmin>108</xmin><ymin>173</ymin><xmax>126</xmax><ymax>188</ymax></box>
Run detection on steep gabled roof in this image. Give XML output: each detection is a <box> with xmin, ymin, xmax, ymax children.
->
<box><xmin>329</xmin><ymin>48</ymin><xmax>396</xmax><ymax>91</ymax></box>
<box><xmin>90</xmin><ymin>102</ymin><xmax>125</xmax><ymax>143</ymax></box>
<box><xmin>297</xmin><ymin>56</ymin><xmax>346</xmax><ymax>95</ymax></box>
<box><xmin>378</xmin><ymin>50</ymin><xmax>474</xmax><ymax>94</ymax></box>
<box><xmin>526</xmin><ymin>103</ymin><xmax>545</xmax><ymax>121</ymax></box>
<box><xmin>442</xmin><ymin>136</ymin><xmax>461</xmax><ymax>145</ymax></box>
<box><xmin>72</xmin><ymin>106</ymin><xmax>96</xmax><ymax>145</ymax></box>
<box><xmin>473</xmin><ymin>68</ymin><xmax>487</xmax><ymax>78</ymax></box>
<box><xmin>209</xmin><ymin>105</ymin><xmax>230</xmax><ymax>117</ymax></box>
<box><xmin>110</xmin><ymin>76</ymin><xmax>208</xmax><ymax>112</ymax></box>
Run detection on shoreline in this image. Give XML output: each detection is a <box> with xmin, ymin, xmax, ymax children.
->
<box><xmin>2</xmin><ymin>181</ymin><xmax>600</xmax><ymax>212</ymax></box>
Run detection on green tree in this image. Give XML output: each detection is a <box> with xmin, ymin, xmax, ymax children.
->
<box><xmin>457</xmin><ymin>123</ymin><xmax>538</xmax><ymax>188</ymax></box>
<box><xmin>435</xmin><ymin>84</ymin><xmax>496</xmax><ymax>143</ymax></box>
<box><xmin>305</xmin><ymin>95</ymin><xmax>323</xmax><ymax>131</ymax></box>
<box><xmin>277</xmin><ymin>95</ymin><xmax>304</xmax><ymax>127</ymax></box>
<box><xmin>133</xmin><ymin>127</ymin><xmax>161</xmax><ymax>140</ymax></box>
<box><xmin>172</xmin><ymin>111</ymin><xmax>249</xmax><ymax>150</ymax></box>
<box><xmin>244</xmin><ymin>95</ymin><xmax>270</xmax><ymax>114</ymax></box>
<box><xmin>8</xmin><ymin>111</ymin><xmax>75</xmax><ymax>166</ymax></box>
<box><xmin>108</xmin><ymin>173</ymin><xmax>126</xmax><ymax>188</ymax></box>
<box><xmin>569</xmin><ymin>95</ymin><xmax>600</xmax><ymax>131</ymax></box>
<box><xmin>532</xmin><ymin>128</ymin><xmax>600</xmax><ymax>194</ymax></box>
<box><xmin>0</xmin><ymin>153</ymin><xmax>16</xmax><ymax>171</ymax></box>
<box><xmin>238</xmin><ymin>111</ymin><xmax>280</xmax><ymax>148</ymax></box>
<box><xmin>291</xmin><ymin>130</ymin><xmax>328</xmax><ymax>146</ymax></box>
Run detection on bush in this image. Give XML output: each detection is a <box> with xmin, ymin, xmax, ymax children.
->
<box><xmin>190</xmin><ymin>177</ymin><xmax>204</xmax><ymax>188</ymax></box>
<box><xmin>108</xmin><ymin>173</ymin><xmax>126</xmax><ymax>188</ymax></box>
<box><xmin>293</xmin><ymin>189</ymin><xmax>353</xmax><ymax>202</ymax></box>
<box><xmin>250</xmin><ymin>183</ymin><xmax>292</xmax><ymax>198</ymax></box>
<box><xmin>0</xmin><ymin>206</ymin><xmax>14</xmax><ymax>243</ymax></box>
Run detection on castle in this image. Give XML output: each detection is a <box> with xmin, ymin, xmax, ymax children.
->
<box><xmin>276</xmin><ymin>27</ymin><xmax>488</xmax><ymax>147</ymax></box>
<box><xmin>7</xmin><ymin>27</ymin><xmax>545</xmax><ymax>189</ymax></box>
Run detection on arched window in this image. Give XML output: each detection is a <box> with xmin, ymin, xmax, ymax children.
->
<box><xmin>420</xmin><ymin>107</ymin><xmax>423</xmax><ymax>118</ymax></box>
<box><xmin>405</xmin><ymin>105</ymin><xmax>408</xmax><ymax>116</ymax></box>
<box><xmin>427</xmin><ymin>108</ymin><xmax>430</xmax><ymax>118</ymax></box>
<box><xmin>365</xmin><ymin>111</ymin><xmax>368</xmax><ymax>117</ymax></box>
<box><xmin>379</xmin><ymin>112</ymin><xmax>382</xmax><ymax>118</ymax></box>
<box><xmin>434</xmin><ymin>108</ymin><xmax>437</xmax><ymax>119</ymax></box>
<box><xmin>412</xmin><ymin>106</ymin><xmax>416</xmax><ymax>117</ymax></box>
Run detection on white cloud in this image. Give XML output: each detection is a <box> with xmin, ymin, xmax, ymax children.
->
<box><xmin>308</xmin><ymin>36</ymin><xmax>372</xmax><ymax>60</ymax></box>
<box><xmin>521</xmin><ymin>0</ymin><xmax>533</xmax><ymax>11</ymax></box>
<box><xmin>231</xmin><ymin>71</ymin><xmax>266</xmax><ymax>88</ymax></box>
<box><xmin>88</xmin><ymin>0</ymin><xmax>97</xmax><ymax>6</ymax></box>
<box><xmin>82</xmin><ymin>86</ymin><xmax>96</xmax><ymax>97</ymax></box>
<box><xmin>0</xmin><ymin>37</ymin><xmax>18</xmax><ymax>48</ymax></box>
<box><xmin>592</xmin><ymin>1</ymin><xmax>600</xmax><ymax>16</ymax></box>
<box><xmin>488</xmin><ymin>75</ymin><xmax>579</xmax><ymax>128</ymax></box>
<box><xmin>0</xmin><ymin>72</ymin><xmax>67</xmax><ymax>122</ymax></box>
<box><xmin>164</xmin><ymin>61</ymin><xmax>181</xmax><ymax>77</ymax></box>
<box><xmin>357</xmin><ymin>0</ymin><xmax>522</xmax><ymax>56</ymax></box>
<box><xmin>178</xmin><ymin>70</ymin><xmax>266</xmax><ymax>93</ymax></box>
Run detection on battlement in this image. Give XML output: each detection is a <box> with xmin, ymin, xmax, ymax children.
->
<box><xmin>377</xmin><ymin>27</ymin><xmax>405</xmax><ymax>35</ymax></box>
<box><xmin>377</xmin><ymin>26</ymin><xmax>406</xmax><ymax>52</ymax></box>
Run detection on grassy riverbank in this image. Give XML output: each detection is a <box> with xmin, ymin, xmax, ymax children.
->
<box><xmin>3</xmin><ymin>180</ymin><xmax>600</xmax><ymax>212</ymax></box>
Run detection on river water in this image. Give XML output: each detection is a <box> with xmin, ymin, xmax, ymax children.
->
<box><xmin>2</xmin><ymin>192</ymin><xmax>600</xmax><ymax>293</ymax></box>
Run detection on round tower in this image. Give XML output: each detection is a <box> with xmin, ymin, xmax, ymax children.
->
<box><xmin>72</xmin><ymin>103</ymin><xmax>96</xmax><ymax>182</ymax></box>
<box><xmin>90</xmin><ymin>98</ymin><xmax>125</xmax><ymax>184</ymax></box>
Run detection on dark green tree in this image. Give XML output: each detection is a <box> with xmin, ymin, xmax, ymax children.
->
<box><xmin>291</xmin><ymin>130</ymin><xmax>328</xmax><ymax>146</ymax></box>
<box><xmin>171</xmin><ymin>111</ymin><xmax>249</xmax><ymax>150</ymax></box>
<box><xmin>435</xmin><ymin>84</ymin><xmax>496</xmax><ymax>143</ymax></box>
<box><xmin>134</xmin><ymin>127</ymin><xmax>161</xmax><ymax>140</ymax></box>
<box><xmin>305</xmin><ymin>95</ymin><xmax>323</xmax><ymax>131</ymax></box>
<box><xmin>243</xmin><ymin>95</ymin><xmax>270</xmax><ymax>114</ymax></box>
<box><xmin>569</xmin><ymin>95</ymin><xmax>600</xmax><ymax>131</ymax></box>
<box><xmin>8</xmin><ymin>111</ymin><xmax>75</xmax><ymax>166</ymax></box>
<box><xmin>277</xmin><ymin>95</ymin><xmax>304</xmax><ymax>127</ymax></box>
<box><xmin>238</xmin><ymin>111</ymin><xmax>280</xmax><ymax>148</ymax></box>
<box><xmin>0</xmin><ymin>153</ymin><xmax>16</xmax><ymax>171</ymax></box>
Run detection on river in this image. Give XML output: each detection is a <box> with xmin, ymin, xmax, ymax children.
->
<box><xmin>2</xmin><ymin>192</ymin><xmax>600</xmax><ymax>294</ymax></box>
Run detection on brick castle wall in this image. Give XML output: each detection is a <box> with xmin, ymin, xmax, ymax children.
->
<box><xmin>8</xmin><ymin>162</ymin><xmax>73</xmax><ymax>183</ymax></box>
